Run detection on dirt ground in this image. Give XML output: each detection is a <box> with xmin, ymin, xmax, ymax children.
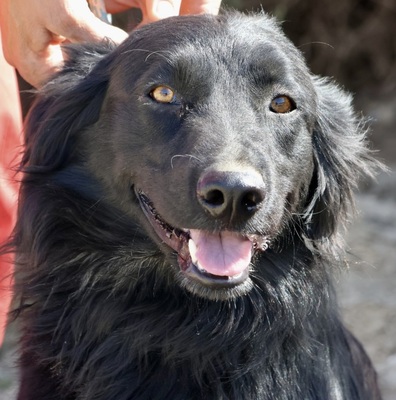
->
<box><xmin>0</xmin><ymin>97</ymin><xmax>395</xmax><ymax>399</ymax></box>
<box><xmin>337</xmin><ymin>95</ymin><xmax>396</xmax><ymax>400</ymax></box>
<box><xmin>339</xmin><ymin>172</ymin><xmax>396</xmax><ymax>400</ymax></box>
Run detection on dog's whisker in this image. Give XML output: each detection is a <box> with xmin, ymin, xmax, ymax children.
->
<box><xmin>170</xmin><ymin>154</ymin><xmax>201</xmax><ymax>169</ymax></box>
<box><xmin>298</xmin><ymin>41</ymin><xmax>335</xmax><ymax>50</ymax></box>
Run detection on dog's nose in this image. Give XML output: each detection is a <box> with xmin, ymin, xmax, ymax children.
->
<box><xmin>197</xmin><ymin>169</ymin><xmax>265</xmax><ymax>221</ymax></box>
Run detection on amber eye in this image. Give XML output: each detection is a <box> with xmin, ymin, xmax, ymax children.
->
<box><xmin>150</xmin><ymin>86</ymin><xmax>176</xmax><ymax>104</ymax></box>
<box><xmin>270</xmin><ymin>95</ymin><xmax>296</xmax><ymax>113</ymax></box>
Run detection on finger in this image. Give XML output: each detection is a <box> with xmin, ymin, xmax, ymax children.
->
<box><xmin>103</xmin><ymin>0</ymin><xmax>141</xmax><ymax>14</ymax></box>
<box><xmin>46</xmin><ymin>3</ymin><xmax>128</xmax><ymax>45</ymax></box>
<box><xmin>1</xmin><ymin>16</ymin><xmax>64</xmax><ymax>88</ymax></box>
<box><xmin>143</xmin><ymin>0</ymin><xmax>182</xmax><ymax>21</ymax></box>
<box><xmin>87</xmin><ymin>0</ymin><xmax>109</xmax><ymax>22</ymax></box>
<box><xmin>180</xmin><ymin>0</ymin><xmax>221</xmax><ymax>15</ymax></box>
<box><xmin>17</xmin><ymin>43</ymin><xmax>65</xmax><ymax>88</ymax></box>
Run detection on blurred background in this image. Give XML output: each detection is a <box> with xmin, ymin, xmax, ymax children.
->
<box><xmin>1</xmin><ymin>0</ymin><xmax>395</xmax><ymax>398</ymax></box>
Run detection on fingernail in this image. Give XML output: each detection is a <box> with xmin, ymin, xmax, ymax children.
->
<box><xmin>156</xmin><ymin>1</ymin><xmax>177</xmax><ymax>19</ymax></box>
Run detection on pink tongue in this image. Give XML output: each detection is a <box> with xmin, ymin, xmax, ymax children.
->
<box><xmin>188</xmin><ymin>230</ymin><xmax>252</xmax><ymax>277</ymax></box>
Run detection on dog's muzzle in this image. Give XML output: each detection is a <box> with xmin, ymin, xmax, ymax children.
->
<box><xmin>136</xmin><ymin>185</ymin><xmax>270</xmax><ymax>291</ymax></box>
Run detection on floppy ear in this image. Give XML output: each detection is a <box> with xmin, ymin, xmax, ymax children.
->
<box><xmin>303</xmin><ymin>77</ymin><xmax>378</xmax><ymax>241</ymax></box>
<box><xmin>22</xmin><ymin>41</ymin><xmax>116</xmax><ymax>173</ymax></box>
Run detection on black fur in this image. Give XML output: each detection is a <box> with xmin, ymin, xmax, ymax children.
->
<box><xmin>10</xmin><ymin>12</ymin><xmax>381</xmax><ymax>399</ymax></box>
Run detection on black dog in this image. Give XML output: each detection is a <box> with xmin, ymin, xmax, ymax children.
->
<box><xmin>10</xmin><ymin>12</ymin><xmax>381</xmax><ymax>399</ymax></box>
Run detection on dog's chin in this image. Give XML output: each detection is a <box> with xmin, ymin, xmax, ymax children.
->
<box><xmin>136</xmin><ymin>189</ymin><xmax>270</xmax><ymax>300</ymax></box>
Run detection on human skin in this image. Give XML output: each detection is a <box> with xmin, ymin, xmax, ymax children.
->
<box><xmin>0</xmin><ymin>0</ymin><xmax>221</xmax><ymax>87</ymax></box>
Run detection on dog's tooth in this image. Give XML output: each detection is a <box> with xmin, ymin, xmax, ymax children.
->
<box><xmin>176</xmin><ymin>229</ymin><xmax>189</xmax><ymax>242</ymax></box>
<box><xmin>188</xmin><ymin>239</ymin><xmax>199</xmax><ymax>266</ymax></box>
<box><xmin>260</xmin><ymin>242</ymin><xmax>269</xmax><ymax>251</ymax></box>
<box><xmin>138</xmin><ymin>188</ymin><xmax>189</xmax><ymax>246</ymax></box>
<box><xmin>246</xmin><ymin>234</ymin><xmax>270</xmax><ymax>252</ymax></box>
<box><xmin>247</xmin><ymin>234</ymin><xmax>260</xmax><ymax>243</ymax></box>
<box><xmin>173</xmin><ymin>229</ymin><xmax>182</xmax><ymax>238</ymax></box>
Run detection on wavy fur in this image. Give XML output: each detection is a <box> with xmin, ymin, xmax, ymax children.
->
<box><xmin>9</xmin><ymin>12</ymin><xmax>381</xmax><ymax>400</ymax></box>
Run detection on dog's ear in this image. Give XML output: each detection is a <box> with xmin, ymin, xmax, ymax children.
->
<box><xmin>303</xmin><ymin>77</ymin><xmax>378</xmax><ymax>242</ymax></box>
<box><xmin>22</xmin><ymin>41</ymin><xmax>116</xmax><ymax>173</ymax></box>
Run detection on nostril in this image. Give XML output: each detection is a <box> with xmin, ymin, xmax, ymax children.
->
<box><xmin>203</xmin><ymin>189</ymin><xmax>225</xmax><ymax>207</ymax></box>
<box><xmin>241</xmin><ymin>189</ymin><xmax>265</xmax><ymax>212</ymax></box>
<box><xmin>196</xmin><ymin>168</ymin><xmax>265</xmax><ymax>220</ymax></box>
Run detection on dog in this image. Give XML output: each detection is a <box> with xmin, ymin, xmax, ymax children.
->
<box><xmin>10</xmin><ymin>12</ymin><xmax>382</xmax><ymax>399</ymax></box>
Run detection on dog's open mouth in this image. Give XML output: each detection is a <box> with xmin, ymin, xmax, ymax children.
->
<box><xmin>137</xmin><ymin>189</ymin><xmax>269</xmax><ymax>289</ymax></box>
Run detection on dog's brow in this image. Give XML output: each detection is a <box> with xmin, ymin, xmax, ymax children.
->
<box><xmin>120</xmin><ymin>48</ymin><xmax>172</xmax><ymax>63</ymax></box>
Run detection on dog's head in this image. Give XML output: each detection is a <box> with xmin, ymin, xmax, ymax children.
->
<box><xmin>23</xmin><ymin>13</ymin><xmax>376</xmax><ymax>300</ymax></box>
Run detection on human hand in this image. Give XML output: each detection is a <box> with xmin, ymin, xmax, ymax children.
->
<box><xmin>0</xmin><ymin>0</ymin><xmax>221</xmax><ymax>88</ymax></box>
<box><xmin>105</xmin><ymin>1</ymin><xmax>221</xmax><ymax>24</ymax></box>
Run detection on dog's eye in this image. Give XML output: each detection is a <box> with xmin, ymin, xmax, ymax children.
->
<box><xmin>270</xmin><ymin>95</ymin><xmax>296</xmax><ymax>114</ymax></box>
<box><xmin>150</xmin><ymin>86</ymin><xmax>176</xmax><ymax>104</ymax></box>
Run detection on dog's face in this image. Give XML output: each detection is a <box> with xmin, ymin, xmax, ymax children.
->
<box><xmin>79</xmin><ymin>14</ymin><xmax>319</xmax><ymax>299</ymax></box>
<box><xmin>27</xmin><ymin>14</ymin><xmax>370</xmax><ymax>300</ymax></box>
